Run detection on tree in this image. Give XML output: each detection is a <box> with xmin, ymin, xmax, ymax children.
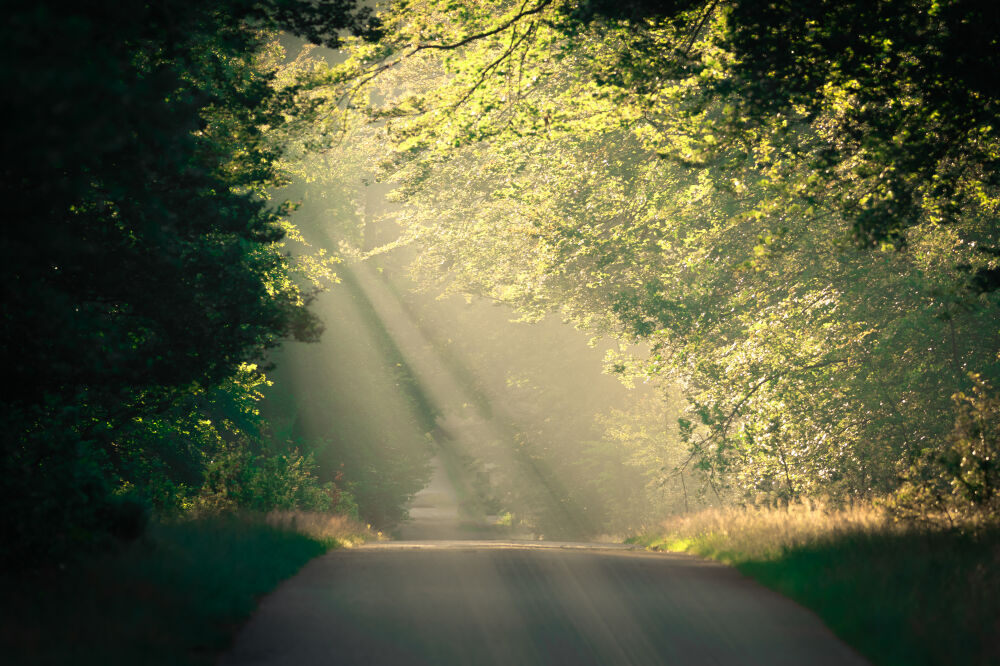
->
<box><xmin>311</xmin><ymin>0</ymin><xmax>999</xmax><ymax>508</ymax></box>
<box><xmin>0</xmin><ymin>0</ymin><xmax>373</xmax><ymax>565</ymax></box>
<box><xmin>566</xmin><ymin>0</ymin><xmax>1000</xmax><ymax>249</ymax></box>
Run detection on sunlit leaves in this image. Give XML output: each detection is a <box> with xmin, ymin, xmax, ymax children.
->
<box><xmin>300</xmin><ymin>0</ymin><xmax>1000</xmax><ymax>507</ymax></box>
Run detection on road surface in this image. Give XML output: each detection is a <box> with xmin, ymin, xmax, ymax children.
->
<box><xmin>219</xmin><ymin>460</ymin><xmax>868</xmax><ymax>665</ymax></box>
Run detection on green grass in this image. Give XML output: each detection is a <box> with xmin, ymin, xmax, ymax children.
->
<box><xmin>631</xmin><ymin>505</ymin><xmax>1000</xmax><ymax>666</ymax></box>
<box><xmin>1</xmin><ymin>513</ymin><xmax>365</xmax><ymax>666</ymax></box>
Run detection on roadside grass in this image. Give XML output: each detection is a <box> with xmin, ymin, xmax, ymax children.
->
<box><xmin>629</xmin><ymin>504</ymin><xmax>1000</xmax><ymax>666</ymax></box>
<box><xmin>1</xmin><ymin>511</ymin><xmax>371</xmax><ymax>666</ymax></box>
<box><xmin>264</xmin><ymin>509</ymin><xmax>374</xmax><ymax>546</ymax></box>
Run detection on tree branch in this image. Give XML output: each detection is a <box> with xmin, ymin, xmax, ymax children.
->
<box><xmin>721</xmin><ymin>357</ymin><xmax>848</xmax><ymax>434</ymax></box>
<box><xmin>680</xmin><ymin>0</ymin><xmax>721</xmax><ymax>58</ymax></box>
<box><xmin>414</xmin><ymin>0</ymin><xmax>552</xmax><ymax>52</ymax></box>
<box><xmin>686</xmin><ymin>356</ymin><xmax>850</xmax><ymax>459</ymax></box>
<box><xmin>451</xmin><ymin>22</ymin><xmax>536</xmax><ymax>109</ymax></box>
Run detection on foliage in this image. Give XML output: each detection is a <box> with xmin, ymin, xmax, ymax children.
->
<box><xmin>890</xmin><ymin>372</ymin><xmax>1000</xmax><ymax>524</ymax></box>
<box><xmin>592</xmin><ymin>392</ymin><xmax>719</xmax><ymax>524</ymax></box>
<box><xmin>571</xmin><ymin>0</ymin><xmax>1000</xmax><ymax>249</ymax></box>
<box><xmin>305</xmin><ymin>0</ymin><xmax>1000</xmax><ymax>512</ymax></box>
<box><xmin>199</xmin><ymin>445</ymin><xmax>336</xmax><ymax>513</ymax></box>
<box><xmin>947</xmin><ymin>375</ymin><xmax>1000</xmax><ymax>511</ymax></box>
<box><xmin>0</xmin><ymin>1</ymin><xmax>374</xmax><ymax>566</ymax></box>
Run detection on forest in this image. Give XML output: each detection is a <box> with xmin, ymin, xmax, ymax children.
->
<box><xmin>3</xmin><ymin>0</ymin><xmax>998</xmax><ymax>571</ymax></box>
<box><xmin>327</xmin><ymin>0</ymin><xmax>1000</xmax><ymax>529</ymax></box>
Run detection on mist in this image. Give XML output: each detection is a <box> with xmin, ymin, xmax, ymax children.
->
<box><xmin>262</xmin><ymin>111</ymin><xmax>708</xmax><ymax>536</ymax></box>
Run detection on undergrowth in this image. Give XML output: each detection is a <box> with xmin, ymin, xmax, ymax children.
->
<box><xmin>630</xmin><ymin>503</ymin><xmax>1000</xmax><ymax>666</ymax></box>
<box><xmin>1</xmin><ymin>511</ymin><xmax>370</xmax><ymax>666</ymax></box>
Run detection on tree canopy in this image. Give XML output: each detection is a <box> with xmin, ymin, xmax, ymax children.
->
<box><xmin>5</xmin><ymin>0</ymin><xmax>998</xmax><ymax>562</ymax></box>
<box><xmin>309</xmin><ymin>0</ymin><xmax>999</xmax><ymax>514</ymax></box>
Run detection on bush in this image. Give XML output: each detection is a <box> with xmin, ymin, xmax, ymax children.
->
<box><xmin>198</xmin><ymin>442</ymin><xmax>336</xmax><ymax>513</ymax></box>
<box><xmin>889</xmin><ymin>373</ymin><xmax>1000</xmax><ymax>526</ymax></box>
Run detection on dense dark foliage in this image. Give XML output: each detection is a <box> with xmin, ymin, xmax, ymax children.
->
<box><xmin>0</xmin><ymin>1</ymin><xmax>369</xmax><ymax>566</ymax></box>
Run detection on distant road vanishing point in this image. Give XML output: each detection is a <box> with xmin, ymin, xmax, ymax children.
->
<box><xmin>219</xmin><ymin>461</ymin><xmax>868</xmax><ymax>666</ymax></box>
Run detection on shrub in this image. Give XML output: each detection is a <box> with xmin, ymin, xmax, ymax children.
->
<box><xmin>889</xmin><ymin>373</ymin><xmax>1000</xmax><ymax>526</ymax></box>
<box><xmin>198</xmin><ymin>442</ymin><xmax>336</xmax><ymax>513</ymax></box>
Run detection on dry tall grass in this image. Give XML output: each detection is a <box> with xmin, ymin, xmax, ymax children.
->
<box><xmin>633</xmin><ymin>502</ymin><xmax>1000</xmax><ymax>666</ymax></box>
<box><xmin>646</xmin><ymin>501</ymin><xmax>892</xmax><ymax>562</ymax></box>
<box><xmin>264</xmin><ymin>510</ymin><xmax>376</xmax><ymax>546</ymax></box>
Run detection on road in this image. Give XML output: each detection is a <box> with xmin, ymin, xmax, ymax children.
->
<box><xmin>219</xmin><ymin>540</ymin><xmax>869</xmax><ymax>665</ymax></box>
<box><xmin>219</xmin><ymin>460</ymin><xmax>868</xmax><ymax>665</ymax></box>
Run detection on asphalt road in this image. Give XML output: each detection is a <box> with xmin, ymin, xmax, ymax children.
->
<box><xmin>219</xmin><ymin>461</ymin><xmax>868</xmax><ymax>665</ymax></box>
<box><xmin>219</xmin><ymin>540</ymin><xmax>867</xmax><ymax>666</ymax></box>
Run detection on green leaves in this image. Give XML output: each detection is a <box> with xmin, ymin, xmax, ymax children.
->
<box><xmin>1</xmin><ymin>1</ymin><xmax>370</xmax><ymax>564</ymax></box>
<box><xmin>316</xmin><ymin>0</ymin><xmax>999</xmax><ymax>511</ymax></box>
